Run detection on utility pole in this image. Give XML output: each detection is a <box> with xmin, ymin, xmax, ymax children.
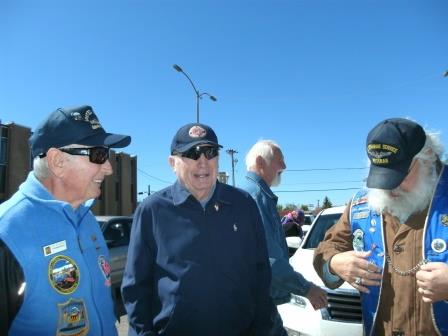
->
<box><xmin>226</xmin><ymin>149</ymin><xmax>238</xmax><ymax>186</ymax></box>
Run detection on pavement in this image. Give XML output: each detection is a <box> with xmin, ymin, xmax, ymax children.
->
<box><xmin>114</xmin><ymin>293</ymin><xmax>129</xmax><ymax>335</ymax></box>
<box><xmin>116</xmin><ymin>314</ymin><xmax>129</xmax><ymax>336</ymax></box>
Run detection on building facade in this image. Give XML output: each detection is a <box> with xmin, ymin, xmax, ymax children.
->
<box><xmin>0</xmin><ymin>121</ymin><xmax>136</xmax><ymax>215</ymax></box>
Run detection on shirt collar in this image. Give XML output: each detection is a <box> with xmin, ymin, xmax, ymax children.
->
<box><xmin>171</xmin><ymin>179</ymin><xmax>233</xmax><ymax>209</ymax></box>
<box><xmin>171</xmin><ymin>179</ymin><xmax>217</xmax><ymax>206</ymax></box>
<box><xmin>246</xmin><ymin>171</ymin><xmax>278</xmax><ymax>201</ymax></box>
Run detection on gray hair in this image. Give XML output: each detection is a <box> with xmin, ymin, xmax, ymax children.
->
<box><xmin>33</xmin><ymin>156</ymin><xmax>51</xmax><ymax>180</ymax></box>
<box><xmin>245</xmin><ymin>139</ymin><xmax>281</xmax><ymax>170</ymax></box>
<box><xmin>32</xmin><ymin>145</ymin><xmax>78</xmax><ymax>180</ymax></box>
<box><xmin>415</xmin><ymin>130</ymin><xmax>445</xmax><ymax>163</ymax></box>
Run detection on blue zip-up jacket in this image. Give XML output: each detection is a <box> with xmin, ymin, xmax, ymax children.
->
<box><xmin>243</xmin><ymin>172</ymin><xmax>311</xmax><ymax>305</ymax></box>
<box><xmin>121</xmin><ymin>180</ymin><xmax>274</xmax><ymax>336</ymax></box>
<box><xmin>0</xmin><ymin>172</ymin><xmax>117</xmax><ymax>336</ymax></box>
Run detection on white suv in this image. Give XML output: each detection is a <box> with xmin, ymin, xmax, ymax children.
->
<box><xmin>278</xmin><ymin>206</ymin><xmax>363</xmax><ymax>336</ymax></box>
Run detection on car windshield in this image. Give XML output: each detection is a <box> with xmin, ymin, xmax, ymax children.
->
<box><xmin>303</xmin><ymin>213</ymin><xmax>342</xmax><ymax>249</ymax></box>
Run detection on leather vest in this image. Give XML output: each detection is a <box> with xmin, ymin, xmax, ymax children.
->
<box><xmin>350</xmin><ymin>165</ymin><xmax>448</xmax><ymax>336</ymax></box>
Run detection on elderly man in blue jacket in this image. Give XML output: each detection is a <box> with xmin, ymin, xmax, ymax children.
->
<box><xmin>243</xmin><ymin>139</ymin><xmax>327</xmax><ymax>336</ymax></box>
<box><xmin>122</xmin><ymin>123</ymin><xmax>274</xmax><ymax>336</ymax></box>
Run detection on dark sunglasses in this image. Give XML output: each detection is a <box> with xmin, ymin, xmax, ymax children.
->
<box><xmin>58</xmin><ymin>146</ymin><xmax>110</xmax><ymax>164</ymax></box>
<box><xmin>174</xmin><ymin>146</ymin><xmax>220</xmax><ymax>160</ymax></box>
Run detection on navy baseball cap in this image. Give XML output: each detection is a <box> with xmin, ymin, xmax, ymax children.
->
<box><xmin>171</xmin><ymin>123</ymin><xmax>222</xmax><ymax>154</ymax></box>
<box><xmin>366</xmin><ymin>118</ymin><xmax>426</xmax><ymax>190</ymax></box>
<box><xmin>30</xmin><ymin>105</ymin><xmax>131</xmax><ymax>158</ymax></box>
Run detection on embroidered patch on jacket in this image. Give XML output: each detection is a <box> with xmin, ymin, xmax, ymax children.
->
<box><xmin>56</xmin><ymin>298</ymin><xmax>89</xmax><ymax>336</ymax></box>
<box><xmin>48</xmin><ymin>255</ymin><xmax>80</xmax><ymax>295</ymax></box>
<box><xmin>352</xmin><ymin>211</ymin><xmax>369</xmax><ymax>220</ymax></box>
<box><xmin>352</xmin><ymin>197</ymin><xmax>368</xmax><ymax>206</ymax></box>
<box><xmin>431</xmin><ymin>238</ymin><xmax>447</xmax><ymax>253</ymax></box>
<box><xmin>352</xmin><ymin>229</ymin><xmax>365</xmax><ymax>252</ymax></box>
<box><xmin>440</xmin><ymin>214</ymin><xmax>448</xmax><ymax>227</ymax></box>
<box><xmin>98</xmin><ymin>255</ymin><xmax>111</xmax><ymax>286</ymax></box>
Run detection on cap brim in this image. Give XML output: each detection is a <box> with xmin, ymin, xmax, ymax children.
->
<box><xmin>78</xmin><ymin>132</ymin><xmax>131</xmax><ymax>148</ymax></box>
<box><xmin>176</xmin><ymin>140</ymin><xmax>223</xmax><ymax>153</ymax></box>
<box><xmin>366</xmin><ymin>160</ymin><xmax>411</xmax><ymax>190</ymax></box>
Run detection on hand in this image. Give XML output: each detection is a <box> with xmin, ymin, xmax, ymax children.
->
<box><xmin>306</xmin><ymin>284</ymin><xmax>328</xmax><ymax>310</ymax></box>
<box><xmin>329</xmin><ymin>250</ymin><xmax>382</xmax><ymax>293</ymax></box>
<box><xmin>416</xmin><ymin>262</ymin><xmax>448</xmax><ymax>303</ymax></box>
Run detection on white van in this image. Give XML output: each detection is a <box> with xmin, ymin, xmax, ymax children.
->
<box><xmin>278</xmin><ymin>206</ymin><xmax>363</xmax><ymax>336</ymax></box>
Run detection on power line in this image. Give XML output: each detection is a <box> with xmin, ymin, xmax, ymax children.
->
<box><xmin>137</xmin><ymin>168</ymin><xmax>172</xmax><ymax>184</ymax></box>
<box><xmin>285</xmin><ymin>167</ymin><xmax>368</xmax><ymax>172</ymax></box>
<box><xmin>275</xmin><ymin>187</ymin><xmax>360</xmax><ymax>193</ymax></box>
<box><xmin>281</xmin><ymin>179</ymin><xmax>364</xmax><ymax>186</ymax></box>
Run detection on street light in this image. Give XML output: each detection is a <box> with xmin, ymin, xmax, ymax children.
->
<box><xmin>173</xmin><ymin>64</ymin><xmax>217</xmax><ymax>123</ymax></box>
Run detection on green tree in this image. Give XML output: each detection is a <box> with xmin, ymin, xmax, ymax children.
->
<box><xmin>322</xmin><ymin>196</ymin><xmax>333</xmax><ymax>209</ymax></box>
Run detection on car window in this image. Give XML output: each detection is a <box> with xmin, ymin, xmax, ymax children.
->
<box><xmin>303</xmin><ymin>213</ymin><xmax>342</xmax><ymax>249</ymax></box>
<box><xmin>103</xmin><ymin>220</ymin><xmax>131</xmax><ymax>247</ymax></box>
<box><xmin>304</xmin><ymin>215</ymin><xmax>314</xmax><ymax>225</ymax></box>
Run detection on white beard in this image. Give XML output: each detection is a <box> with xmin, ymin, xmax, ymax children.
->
<box><xmin>368</xmin><ymin>162</ymin><xmax>438</xmax><ymax>223</ymax></box>
<box><xmin>271</xmin><ymin>171</ymin><xmax>282</xmax><ymax>187</ymax></box>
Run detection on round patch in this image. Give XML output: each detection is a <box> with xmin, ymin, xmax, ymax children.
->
<box><xmin>48</xmin><ymin>255</ymin><xmax>80</xmax><ymax>294</ymax></box>
<box><xmin>431</xmin><ymin>239</ymin><xmax>447</xmax><ymax>253</ymax></box>
<box><xmin>98</xmin><ymin>255</ymin><xmax>111</xmax><ymax>286</ymax></box>
<box><xmin>352</xmin><ymin>229</ymin><xmax>365</xmax><ymax>252</ymax></box>
<box><xmin>188</xmin><ymin>125</ymin><xmax>206</xmax><ymax>138</ymax></box>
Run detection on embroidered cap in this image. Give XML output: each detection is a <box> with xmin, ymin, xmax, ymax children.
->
<box><xmin>366</xmin><ymin>118</ymin><xmax>426</xmax><ymax>190</ymax></box>
<box><xmin>29</xmin><ymin>105</ymin><xmax>131</xmax><ymax>158</ymax></box>
<box><xmin>171</xmin><ymin>123</ymin><xmax>222</xmax><ymax>154</ymax></box>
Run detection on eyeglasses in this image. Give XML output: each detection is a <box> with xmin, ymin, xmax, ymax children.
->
<box><xmin>58</xmin><ymin>146</ymin><xmax>110</xmax><ymax>164</ymax></box>
<box><xmin>173</xmin><ymin>146</ymin><xmax>219</xmax><ymax>160</ymax></box>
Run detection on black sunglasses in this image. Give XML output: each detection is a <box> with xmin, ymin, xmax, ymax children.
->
<box><xmin>174</xmin><ymin>146</ymin><xmax>220</xmax><ymax>160</ymax></box>
<box><xmin>58</xmin><ymin>146</ymin><xmax>110</xmax><ymax>164</ymax></box>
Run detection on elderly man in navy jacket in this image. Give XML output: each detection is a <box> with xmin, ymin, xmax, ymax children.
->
<box><xmin>122</xmin><ymin>123</ymin><xmax>274</xmax><ymax>336</ymax></box>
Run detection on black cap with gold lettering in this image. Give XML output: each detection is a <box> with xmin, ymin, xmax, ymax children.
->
<box><xmin>366</xmin><ymin>118</ymin><xmax>426</xmax><ymax>190</ymax></box>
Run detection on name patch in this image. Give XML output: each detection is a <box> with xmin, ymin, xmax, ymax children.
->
<box><xmin>43</xmin><ymin>240</ymin><xmax>67</xmax><ymax>257</ymax></box>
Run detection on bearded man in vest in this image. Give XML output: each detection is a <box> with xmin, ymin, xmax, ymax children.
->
<box><xmin>313</xmin><ymin>118</ymin><xmax>448</xmax><ymax>336</ymax></box>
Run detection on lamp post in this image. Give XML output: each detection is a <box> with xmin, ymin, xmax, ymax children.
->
<box><xmin>173</xmin><ymin>64</ymin><xmax>217</xmax><ymax>123</ymax></box>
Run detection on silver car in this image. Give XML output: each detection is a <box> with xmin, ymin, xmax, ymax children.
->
<box><xmin>96</xmin><ymin>215</ymin><xmax>133</xmax><ymax>304</ymax></box>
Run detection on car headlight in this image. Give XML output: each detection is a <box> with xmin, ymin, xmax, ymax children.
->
<box><xmin>290</xmin><ymin>294</ymin><xmax>307</xmax><ymax>308</ymax></box>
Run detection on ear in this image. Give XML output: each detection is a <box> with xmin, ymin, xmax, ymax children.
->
<box><xmin>255</xmin><ymin>155</ymin><xmax>264</xmax><ymax>168</ymax></box>
<box><xmin>46</xmin><ymin>148</ymin><xmax>66</xmax><ymax>177</ymax></box>
<box><xmin>168</xmin><ymin>155</ymin><xmax>176</xmax><ymax>172</ymax></box>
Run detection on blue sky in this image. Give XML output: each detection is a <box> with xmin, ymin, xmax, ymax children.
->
<box><xmin>1</xmin><ymin>0</ymin><xmax>447</xmax><ymax>208</ymax></box>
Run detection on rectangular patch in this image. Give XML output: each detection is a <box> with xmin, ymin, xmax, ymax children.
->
<box><xmin>43</xmin><ymin>240</ymin><xmax>67</xmax><ymax>257</ymax></box>
<box><xmin>352</xmin><ymin>211</ymin><xmax>369</xmax><ymax>220</ymax></box>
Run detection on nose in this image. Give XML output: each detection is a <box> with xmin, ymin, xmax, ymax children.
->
<box><xmin>102</xmin><ymin>160</ymin><xmax>113</xmax><ymax>175</ymax></box>
<box><xmin>197</xmin><ymin>154</ymin><xmax>208</xmax><ymax>165</ymax></box>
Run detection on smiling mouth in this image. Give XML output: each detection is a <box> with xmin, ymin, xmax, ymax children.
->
<box><xmin>194</xmin><ymin>173</ymin><xmax>209</xmax><ymax>178</ymax></box>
